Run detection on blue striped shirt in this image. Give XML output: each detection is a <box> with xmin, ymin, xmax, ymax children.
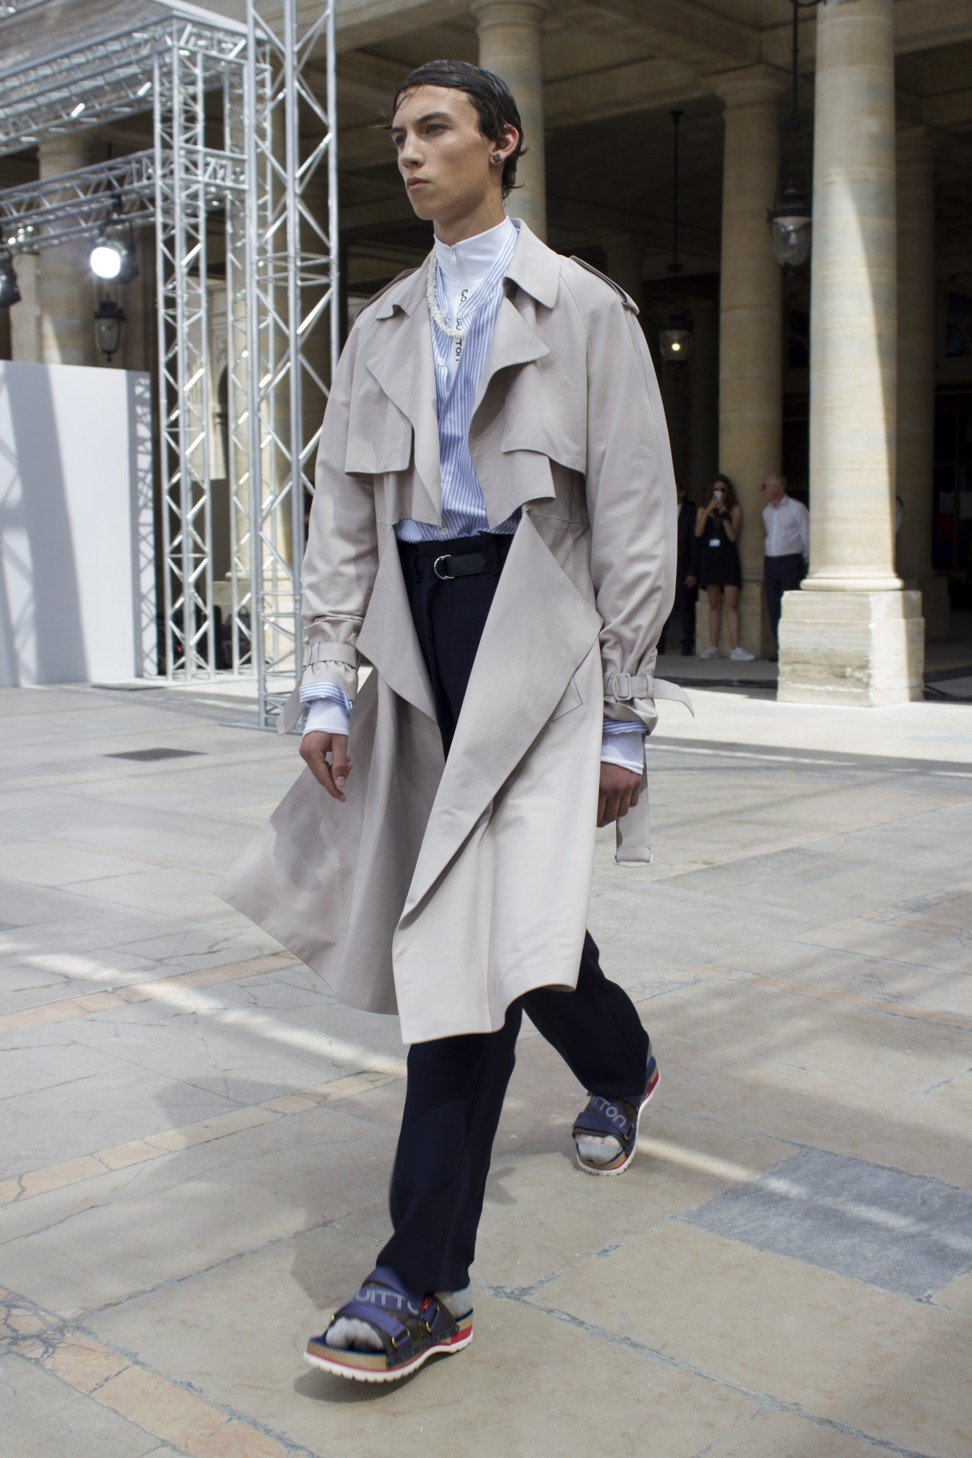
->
<box><xmin>396</xmin><ymin>218</ymin><xmax>519</xmax><ymax>542</ymax></box>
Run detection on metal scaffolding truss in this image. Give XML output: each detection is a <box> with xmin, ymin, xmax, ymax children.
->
<box><xmin>0</xmin><ymin>147</ymin><xmax>238</xmax><ymax>250</ymax></box>
<box><xmin>0</xmin><ymin>0</ymin><xmax>339</xmax><ymax>728</ymax></box>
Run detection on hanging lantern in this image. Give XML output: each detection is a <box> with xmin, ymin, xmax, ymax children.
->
<box><xmin>768</xmin><ymin>184</ymin><xmax>812</xmax><ymax>270</ymax></box>
<box><xmin>659</xmin><ymin>308</ymin><xmax>693</xmax><ymax>363</ymax></box>
<box><xmin>94</xmin><ymin>296</ymin><xmax>126</xmax><ymax>360</ymax></box>
<box><xmin>768</xmin><ymin>0</ymin><xmax>819</xmax><ymax>274</ymax></box>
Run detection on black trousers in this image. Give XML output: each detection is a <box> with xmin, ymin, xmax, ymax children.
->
<box><xmin>376</xmin><ymin>534</ymin><xmax>651</xmax><ymax>1294</ymax></box>
<box><xmin>764</xmin><ymin>552</ymin><xmax>805</xmax><ymax>640</ymax></box>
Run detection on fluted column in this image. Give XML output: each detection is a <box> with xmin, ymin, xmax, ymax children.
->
<box><xmin>472</xmin><ymin>0</ymin><xmax>550</xmax><ymax>240</ymax></box>
<box><xmin>896</xmin><ymin>127</ymin><xmax>948</xmax><ymax>640</ymax></box>
<box><xmin>778</xmin><ymin>0</ymin><xmax>923</xmax><ymax>706</ymax></box>
<box><xmin>710</xmin><ymin>66</ymin><xmax>785</xmax><ymax>657</ymax></box>
<box><xmin>37</xmin><ymin>136</ymin><xmax>99</xmax><ymax>366</ymax></box>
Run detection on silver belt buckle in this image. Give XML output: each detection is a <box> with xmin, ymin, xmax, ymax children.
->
<box><xmin>433</xmin><ymin>555</ymin><xmax>454</xmax><ymax>580</ymax></box>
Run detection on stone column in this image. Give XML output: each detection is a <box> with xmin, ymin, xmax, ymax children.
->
<box><xmin>472</xmin><ymin>0</ymin><xmax>550</xmax><ymax>240</ymax></box>
<box><xmin>896</xmin><ymin>127</ymin><xmax>948</xmax><ymax>640</ymax></box>
<box><xmin>779</xmin><ymin>0</ymin><xmax>924</xmax><ymax>705</ymax></box>
<box><xmin>37</xmin><ymin>136</ymin><xmax>100</xmax><ymax>367</ymax></box>
<box><xmin>710</xmin><ymin>66</ymin><xmax>785</xmax><ymax>657</ymax></box>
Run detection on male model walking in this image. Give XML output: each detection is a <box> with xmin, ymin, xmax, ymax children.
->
<box><xmin>220</xmin><ymin>59</ymin><xmax>683</xmax><ymax>1384</ymax></box>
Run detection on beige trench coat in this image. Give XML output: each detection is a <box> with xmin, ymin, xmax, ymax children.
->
<box><xmin>217</xmin><ymin>221</ymin><xmax>686</xmax><ymax>1043</ymax></box>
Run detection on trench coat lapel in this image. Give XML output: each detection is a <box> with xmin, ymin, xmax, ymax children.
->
<box><xmin>472</xmin><ymin>293</ymin><xmax>549</xmax><ymax>417</ymax></box>
<box><xmin>398</xmin><ymin>513</ymin><xmax>602</xmax><ymax>924</ymax></box>
<box><xmin>364</xmin><ymin>268</ymin><xmax>441</xmax><ymax>519</ymax></box>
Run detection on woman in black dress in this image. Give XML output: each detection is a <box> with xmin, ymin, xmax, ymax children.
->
<box><xmin>694</xmin><ymin>473</ymin><xmax>753</xmax><ymax>660</ymax></box>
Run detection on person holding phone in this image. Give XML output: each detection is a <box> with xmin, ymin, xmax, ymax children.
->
<box><xmin>694</xmin><ymin>472</ymin><xmax>753</xmax><ymax>661</ymax></box>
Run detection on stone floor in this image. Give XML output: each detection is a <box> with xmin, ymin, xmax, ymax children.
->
<box><xmin>1</xmin><ymin>677</ymin><xmax>971</xmax><ymax>1458</ymax></box>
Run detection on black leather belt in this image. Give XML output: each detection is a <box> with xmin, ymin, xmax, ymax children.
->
<box><xmin>398</xmin><ymin>534</ymin><xmax>512</xmax><ymax>584</ymax></box>
<box><xmin>433</xmin><ymin>552</ymin><xmax>487</xmax><ymax>580</ymax></box>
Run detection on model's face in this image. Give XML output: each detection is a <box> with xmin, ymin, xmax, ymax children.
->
<box><xmin>390</xmin><ymin>85</ymin><xmax>511</xmax><ymax>230</ymax></box>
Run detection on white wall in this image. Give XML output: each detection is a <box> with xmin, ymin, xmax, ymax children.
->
<box><xmin>0</xmin><ymin>360</ymin><xmax>156</xmax><ymax>687</ymax></box>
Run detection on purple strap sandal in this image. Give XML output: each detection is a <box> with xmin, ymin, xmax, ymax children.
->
<box><xmin>304</xmin><ymin>1266</ymin><xmax>473</xmax><ymax>1384</ymax></box>
<box><xmin>571</xmin><ymin>1054</ymin><xmax>660</xmax><ymax>1177</ymax></box>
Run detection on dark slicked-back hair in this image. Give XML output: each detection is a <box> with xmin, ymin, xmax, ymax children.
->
<box><xmin>391</xmin><ymin>59</ymin><xmax>525</xmax><ymax>200</ymax></box>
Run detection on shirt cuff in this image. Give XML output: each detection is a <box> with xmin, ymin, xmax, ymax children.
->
<box><xmin>601</xmin><ymin>717</ymin><xmax>645</xmax><ymax>775</ymax></box>
<box><xmin>301</xmin><ymin>681</ymin><xmax>353</xmax><ymax>738</ymax></box>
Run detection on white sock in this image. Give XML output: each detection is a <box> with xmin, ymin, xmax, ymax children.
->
<box><xmin>576</xmin><ymin>1133</ymin><xmax>623</xmax><ymax>1166</ymax></box>
<box><xmin>325</xmin><ymin>1284</ymin><xmax>472</xmax><ymax>1351</ymax></box>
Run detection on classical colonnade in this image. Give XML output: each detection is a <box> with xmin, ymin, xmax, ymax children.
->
<box><xmin>13</xmin><ymin>0</ymin><xmax>933</xmax><ymax>703</ymax></box>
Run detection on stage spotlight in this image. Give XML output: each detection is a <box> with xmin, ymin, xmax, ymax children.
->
<box><xmin>90</xmin><ymin>232</ymin><xmax>139</xmax><ymax>284</ymax></box>
<box><xmin>0</xmin><ymin>249</ymin><xmax>21</xmax><ymax>307</ymax></box>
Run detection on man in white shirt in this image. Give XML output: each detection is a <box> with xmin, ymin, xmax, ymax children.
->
<box><xmin>761</xmin><ymin>471</ymin><xmax>809</xmax><ymax>641</ymax></box>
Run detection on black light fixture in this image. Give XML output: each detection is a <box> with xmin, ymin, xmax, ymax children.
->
<box><xmin>89</xmin><ymin>188</ymin><xmax>139</xmax><ymax>284</ymax></box>
<box><xmin>0</xmin><ymin>248</ymin><xmax>20</xmax><ymax>307</ymax></box>
<box><xmin>94</xmin><ymin>295</ymin><xmax>126</xmax><ymax>360</ymax></box>
<box><xmin>90</xmin><ymin>228</ymin><xmax>139</xmax><ymax>284</ymax></box>
<box><xmin>767</xmin><ymin>0</ymin><xmax>820</xmax><ymax>273</ymax></box>
<box><xmin>659</xmin><ymin>109</ymin><xmax>693</xmax><ymax>364</ymax></box>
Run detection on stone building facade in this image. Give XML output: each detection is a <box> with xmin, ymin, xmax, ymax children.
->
<box><xmin>2</xmin><ymin>0</ymin><xmax>971</xmax><ymax>705</ymax></box>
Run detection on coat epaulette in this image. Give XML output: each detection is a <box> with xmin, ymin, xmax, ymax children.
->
<box><xmin>569</xmin><ymin>256</ymin><xmax>640</xmax><ymax>315</ymax></box>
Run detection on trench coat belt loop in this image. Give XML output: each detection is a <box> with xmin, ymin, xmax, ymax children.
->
<box><xmin>604</xmin><ymin>671</ymin><xmax>695</xmax><ymax>715</ymax></box>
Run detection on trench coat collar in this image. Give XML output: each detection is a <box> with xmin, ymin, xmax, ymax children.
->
<box><xmin>372</xmin><ymin>218</ymin><xmax>560</xmax><ymax>320</ymax></box>
<box><xmin>362</xmin><ymin>220</ymin><xmax>561</xmax><ymax>524</ymax></box>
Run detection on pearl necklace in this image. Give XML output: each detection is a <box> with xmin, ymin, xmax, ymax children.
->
<box><xmin>426</xmin><ymin>253</ymin><xmax>464</xmax><ymax>341</ymax></box>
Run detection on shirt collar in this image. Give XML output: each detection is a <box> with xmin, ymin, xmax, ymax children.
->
<box><xmin>375</xmin><ymin>216</ymin><xmax>560</xmax><ymax>319</ymax></box>
<box><xmin>434</xmin><ymin>217</ymin><xmax>517</xmax><ymax>288</ymax></box>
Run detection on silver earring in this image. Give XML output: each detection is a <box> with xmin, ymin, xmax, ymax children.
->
<box><xmin>492</xmin><ymin>153</ymin><xmax>501</xmax><ymax>163</ymax></box>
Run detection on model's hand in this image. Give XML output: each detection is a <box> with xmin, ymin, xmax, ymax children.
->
<box><xmin>684</xmin><ymin>574</ymin><xmax>697</xmax><ymax>589</ymax></box>
<box><xmin>598</xmin><ymin>763</ymin><xmax>641</xmax><ymax>828</ymax></box>
<box><xmin>300</xmin><ymin>732</ymin><xmax>352</xmax><ymax>802</ymax></box>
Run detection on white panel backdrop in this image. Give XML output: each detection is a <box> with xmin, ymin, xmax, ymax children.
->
<box><xmin>0</xmin><ymin>361</ymin><xmax>156</xmax><ymax>686</ymax></box>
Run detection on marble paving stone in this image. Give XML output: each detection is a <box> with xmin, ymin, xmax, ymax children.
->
<box><xmin>659</xmin><ymin>1060</ymin><xmax>972</xmax><ymax>1190</ymax></box>
<box><xmin>893</xmin><ymin>892</ymin><xmax>972</xmax><ymax>937</ymax></box>
<box><xmin>0</xmin><ymin>1053</ymin><xmax>244</xmax><ymax>1178</ymax></box>
<box><xmin>58</xmin><ymin>966</ymin><xmax>406</xmax><ymax>1106</ymax></box>
<box><xmin>0</xmin><ymin>841</ymin><xmax>152</xmax><ymax>889</ymax></box>
<box><xmin>699</xmin><ymin>1410</ymin><xmax>928</xmax><ymax>1458</ymax></box>
<box><xmin>932</xmin><ymin>1269</ymin><xmax>972</xmax><ymax>1318</ymax></box>
<box><xmin>711</xmin><ymin>936</ymin><xmax>972</xmax><ymax>1018</ymax></box>
<box><xmin>0</xmin><ymin>879</ymin><xmax>137</xmax><ymax>929</ymax></box>
<box><xmin>0</xmin><ymin>1353</ymin><xmax>165</xmax><ymax>1458</ymax></box>
<box><xmin>475</xmin><ymin>1104</ymin><xmax>792</xmax><ymax>1290</ymax></box>
<box><xmin>61</xmin><ymin>866</ymin><xmax>225</xmax><ymax>919</ymax></box>
<box><xmin>793</xmin><ymin>917</ymin><xmax>972</xmax><ymax>975</ymax></box>
<box><xmin>0</xmin><ymin>1031</ymin><xmax>130</xmax><ymax>1102</ymax></box>
<box><xmin>0</xmin><ymin>1101</ymin><xmax>399</xmax><ymax>1316</ymax></box>
<box><xmin>680</xmin><ymin>1146</ymin><xmax>972</xmax><ymax>1298</ymax></box>
<box><xmin>89</xmin><ymin>1223</ymin><xmax>761</xmax><ymax>1458</ymax></box>
<box><xmin>642</xmin><ymin>975</ymin><xmax>972</xmax><ymax>1093</ymax></box>
<box><xmin>531</xmin><ymin>1222</ymin><xmax>972</xmax><ymax>1458</ymax></box>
